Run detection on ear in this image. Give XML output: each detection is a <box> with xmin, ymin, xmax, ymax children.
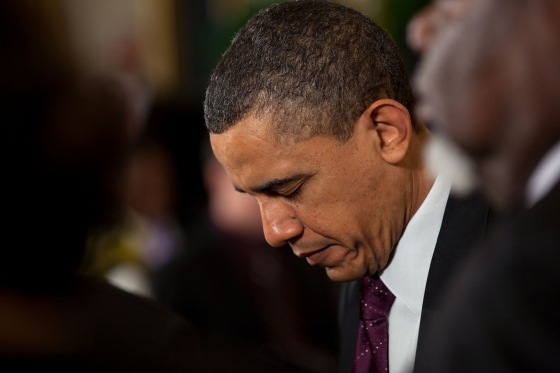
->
<box><xmin>359</xmin><ymin>99</ymin><xmax>412</xmax><ymax>164</ymax></box>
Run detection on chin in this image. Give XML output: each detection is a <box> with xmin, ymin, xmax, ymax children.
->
<box><xmin>325</xmin><ymin>265</ymin><xmax>367</xmax><ymax>283</ymax></box>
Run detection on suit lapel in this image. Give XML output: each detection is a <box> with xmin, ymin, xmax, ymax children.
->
<box><xmin>413</xmin><ymin>191</ymin><xmax>491</xmax><ymax>372</ymax></box>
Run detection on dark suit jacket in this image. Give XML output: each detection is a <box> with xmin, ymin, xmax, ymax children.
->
<box><xmin>415</xmin><ymin>181</ymin><xmax>560</xmax><ymax>373</ymax></box>
<box><xmin>338</xmin><ymin>191</ymin><xmax>492</xmax><ymax>373</ymax></box>
<box><xmin>0</xmin><ymin>277</ymin><xmax>205</xmax><ymax>373</ymax></box>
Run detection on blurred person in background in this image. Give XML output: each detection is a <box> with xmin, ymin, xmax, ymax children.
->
<box><xmin>204</xmin><ymin>1</ymin><xmax>492</xmax><ymax>373</ymax></box>
<box><xmin>406</xmin><ymin>0</ymin><xmax>476</xmax><ymax>56</ymax></box>
<box><xmin>83</xmin><ymin>136</ymin><xmax>185</xmax><ymax>299</ymax></box>
<box><xmin>0</xmin><ymin>1</ymin><xmax>203</xmax><ymax>371</ymax></box>
<box><xmin>411</xmin><ymin>0</ymin><xmax>560</xmax><ymax>371</ymax></box>
<box><xmin>77</xmin><ymin>13</ymin><xmax>179</xmax><ymax>298</ymax></box>
<box><xmin>152</xmin><ymin>137</ymin><xmax>340</xmax><ymax>373</ymax></box>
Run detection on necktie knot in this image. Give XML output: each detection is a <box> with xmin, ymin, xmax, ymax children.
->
<box><xmin>360</xmin><ymin>274</ymin><xmax>395</xmax><ymax>320</ymax></box>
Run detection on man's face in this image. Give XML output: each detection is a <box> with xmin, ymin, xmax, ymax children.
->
<box><xmin>210</xmin><ymin>114</ymin><xmax>409</xmax><ymax>282</ymax></box>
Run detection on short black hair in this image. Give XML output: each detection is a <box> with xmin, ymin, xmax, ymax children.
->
<box><xmin>204</xmin><ymin>0</ymin><xmax>417</xmax><ymax>142</ymax></box>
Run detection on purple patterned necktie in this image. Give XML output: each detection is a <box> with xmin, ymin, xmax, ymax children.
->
<box><xmin>352</xmin><ymin>274</ymin><xmax>396</xmax><ymax>373</ymax></box>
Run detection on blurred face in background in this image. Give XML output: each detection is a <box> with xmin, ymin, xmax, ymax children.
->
<box><xmin>407</xmin><ymin>0</ymin><xmax>484</xmax><ymax>198</ymax></box>
<box><xmin>124</xmin><ymin>144</ymin><xmax>177</xmax><ymax>219</ymax></box>
<box><xmin>407</xmin><ymin>0</ymin><xmax>478</xmax><ymax>55</ymax></box>
<box><xmin>413</xmin><ymin>0</ymin><xmax>560</xmax><ymax>210</ymax></box>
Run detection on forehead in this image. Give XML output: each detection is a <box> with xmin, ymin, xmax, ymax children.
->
<box><xmin>210</xmin><ymin>115</ymin><xmax>281</xmax><ymax>166</ymax></box>
<box><xmin>209</xmin><ymin>115</ymin><xmax>343</xmax><ymax>191</ymax></box>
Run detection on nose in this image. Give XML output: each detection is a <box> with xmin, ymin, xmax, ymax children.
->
<box><xmin>258</xmin><ymin>198</ymin><xmax>304</xmax><ymax>247</ymax></box>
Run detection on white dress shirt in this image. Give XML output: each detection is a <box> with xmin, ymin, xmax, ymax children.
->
<box><xmin>379</xmin><ymin>175</ymin><xmax>451</xmax><ymax>373</ymax></box>
<box><xmin>526</xmin><ymin>141</ymin><xmax>560</xmax><ymax>208</ymax></box>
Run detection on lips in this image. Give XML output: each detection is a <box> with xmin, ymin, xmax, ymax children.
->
<box><xmin>296</xmin><ymin>245</ymin><xmax>334</xmax><ymax>266</ymax></box>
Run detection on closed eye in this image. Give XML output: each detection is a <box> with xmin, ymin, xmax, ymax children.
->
<box><xmin>279</xmin><ymin>179</ymin><xmax>307</xmax><ymax>201</ymax></box>
<box><xmin>248</xmin><ymin>174</ymin><xmax>311</xmax><ymax>201</ymax></box>
<box><xmin>282</xmin><ymin>185</ymin><xmax>303</xmax><ymax>200</ymax></box>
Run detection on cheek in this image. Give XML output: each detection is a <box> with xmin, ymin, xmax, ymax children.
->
<box><xmin>309</xmin><ymin>185</ymin><xmax>376</xmax><ymax>242</ymax></box>
<box><xmin>297</xmin><ymin>185</ymin><xmax>362</xmax><ymax>241</ymax></box>
<box><xmin>300</xmin><ymin>147</ymin><xmax>383</xmax><ymax>239</ymax></box>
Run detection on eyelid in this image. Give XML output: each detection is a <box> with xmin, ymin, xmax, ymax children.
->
<box><xmin>278</xmin><ymin>180</ymin><xmax>306</xmax><ymax>200</ymax></box>
<box><xmin>283</xmin><ymin>187</ymin><xmax>302</xmax><ymax>201</ymax></box>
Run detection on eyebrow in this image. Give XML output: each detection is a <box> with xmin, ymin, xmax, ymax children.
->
<box><xmin>233</xmin><ymin>175</ymin><xmax>306</xmax><ymax>194</ymax></box>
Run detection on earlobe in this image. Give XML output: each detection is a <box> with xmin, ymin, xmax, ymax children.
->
<box><xmin>362</xmin><ymin>99</ymin><xmax>412</xmax><ymax>164</ymax></box>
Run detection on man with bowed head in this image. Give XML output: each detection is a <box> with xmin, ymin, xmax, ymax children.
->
<box><xmin>204</xmin><ymin>1</ymin><xmax>491</xmax><ymax>372</ymax></box>
<box><xmin>412</xmin><ymin>0</ymin><xmax>560</xmax><ymax>371</ymax></box>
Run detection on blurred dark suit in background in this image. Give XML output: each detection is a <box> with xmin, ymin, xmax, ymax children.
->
<box><xmin>411</xmin><ymin>0</ymin><xmax>560</xmax><ymax>371</ymax></box>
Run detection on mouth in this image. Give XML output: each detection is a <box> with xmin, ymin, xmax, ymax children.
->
<box><xmin>295</xmin><ymin>245</ymin><xmax>334</xmax><ymax>266</ymax></box>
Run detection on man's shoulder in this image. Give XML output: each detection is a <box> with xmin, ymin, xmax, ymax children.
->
<box><xmin>415</xmin><ymin>182</ymin><xmax>560</xmax><ymax>373</ymax></box>
<box><xmin>0</xmin><ymin>277</ymin><xmax>205</xmax><ymax>373</ymax></box>
<box><xmin>440</xmin><ymin>190</ymin><xmax>493</xmax><ymax>242</ymax></box>
<box><xmin>72</xmin><ymin>277</ymin><xmax>204</xmax><ymax>372</ymax></box>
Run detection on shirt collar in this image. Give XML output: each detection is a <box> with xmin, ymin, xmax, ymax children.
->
<box><xmin>526</xmin><ymin>140</ymin><xmax>560</xmax><ymax>208</ymax></box>
<box><xmin>379</xmin><ymin>175</ymin><xmax>451</xmax><ymax>316</ymax></box>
